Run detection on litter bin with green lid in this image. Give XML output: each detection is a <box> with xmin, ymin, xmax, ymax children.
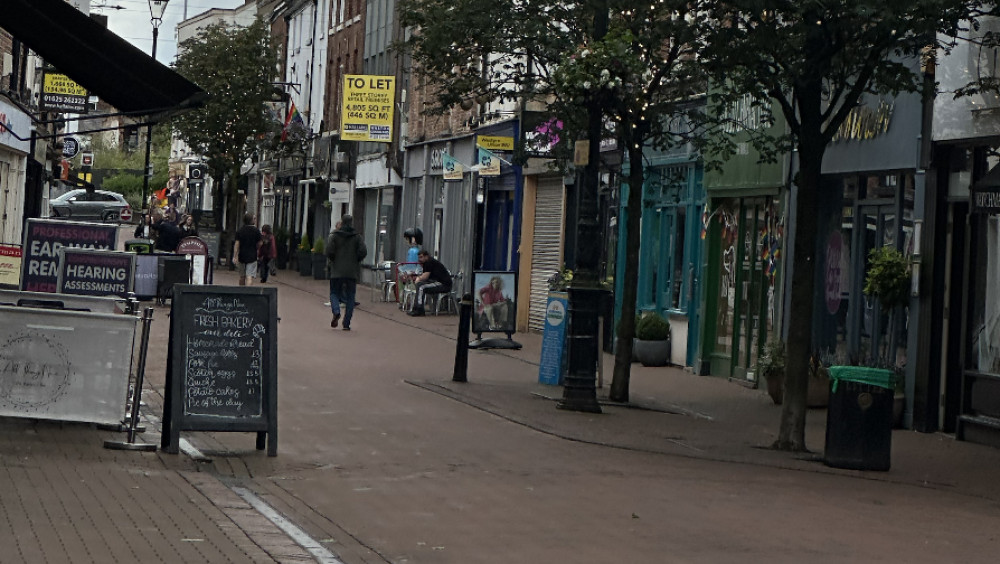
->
<box><xmin>824</xmin><ymin>366</ymin><xmax>896</xmax><ymax>471</ymax></box>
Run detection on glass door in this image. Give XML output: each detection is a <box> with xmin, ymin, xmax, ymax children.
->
<box><xmin>850</xmin><ymin>202</ymin><xmax>898</xmax><ymax>364</ymax></box>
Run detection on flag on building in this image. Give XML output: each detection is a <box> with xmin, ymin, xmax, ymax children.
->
<box><xmin>478</xmin><ymin>147</ymin><xmax>500</xmax><ymax>176</ymax></box>
<box><xmin>282</xmin><ymin>102</ymin><xmax>305</xmax><ymax>141</ymax></box>
<box><xmin>442</xmin><ymin>152</ymin><xmax>463</xmax><ymax>181</ymax></box>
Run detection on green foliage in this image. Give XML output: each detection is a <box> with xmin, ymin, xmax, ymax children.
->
<box><xmin>298</xmin><ymin>234</ymin><xmax>310</xmax><ymax>251</ymax></box>
<box><xmin>274</xmin><ymin>226</ymin><xmax>289</xmax><ymax>244</ymax></box>
<box><xmin>636</xmin><ymin>312</ymin><xmax>670</xmax><ymax>341</ymax></box>
<box><xmin>547</xmin><ymin>267</ymin><xmax>573</xmax><ymax>291</ymax></box>
<box><xmin>100</xmin><ymin>173</ymin><xmax>144</xmax><ymax>209</ymax></box>
<box><xmin>863</xmin><ymin>246</ymin><xmax>910</xmax><ymax>309</ymax></box>
<box><xmin>171</xmin><ymin>17</ymin><xmax>280</xmax><ymax>212</ymax></box>
<box><xmin>756</xmin><ymin>340</ymin><xmax>785</xmax><ymax>378</ymax></box>
<box><xmin>312</xmin><ymin>236</ymin><xmax>325</xmax><ymax>254</ymax></box>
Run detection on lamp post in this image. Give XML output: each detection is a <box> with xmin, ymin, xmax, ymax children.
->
<box><xmin>141</xmin><ymin>0</ymin><xmax>170</xmax><ymax>214</ymax></box>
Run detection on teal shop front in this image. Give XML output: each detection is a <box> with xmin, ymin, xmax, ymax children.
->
<box><xmin>616</xmin><ymin>126</ymin><xmax>705</xmax><ymax>367</ymax></box>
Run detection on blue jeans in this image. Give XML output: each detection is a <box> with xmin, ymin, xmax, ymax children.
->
<box><xmin>329</xmin><ymin>278</ymin><xmax>357</xmax><ymax>328</ymax></box>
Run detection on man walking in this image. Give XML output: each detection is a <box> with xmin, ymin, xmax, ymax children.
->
<box><xmin>407</xmin><ymin>250</ymin><xmax>452</xmax><ymax>317</ymax></box>
<box><xmin>233</xmin><ymin>213</ymin><xmax>262</xmax><ymax>286</ymax></box>
<box><xmin>326</xmin><ymin>215</ymin><xmax>367</xmax><ymax>330</ymax></box>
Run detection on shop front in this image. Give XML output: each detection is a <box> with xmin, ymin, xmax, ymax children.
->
<box><xmin>814</xmin><ymin>89</ymin><xmax>924</xmax><ymax>427</ymax></box>
<box><xmin>617</xmin><ymin>144</ymin><xmax>704</xmax><ymax>366</ymax></box>
<box><xmin>930</xmin><ymin>19</ymin><xmax>1000</xmax><ymax>442</ymax></box>
<box><xmin>697</xmin><ymin>98</ymin><xmax>788</xmax><ymax>381</ymax></box>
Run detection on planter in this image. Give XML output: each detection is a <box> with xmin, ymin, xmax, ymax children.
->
<box><xmin>297</xmin><ymin>251</ymin><xmax>313</xmax><ymax>276</ymax></box>
<box><xmin>634</xmin><ymin>338</ymin><xmax>670</xmax><ymax>367</ymax></box>
<box><xmin>312</xmin><ymin>253</ymin><xmax>328</xmax><ymax>279</ymax></box>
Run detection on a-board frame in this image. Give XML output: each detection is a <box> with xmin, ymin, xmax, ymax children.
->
<box><xmin>21</xmin><ymin>218</ymin><xmax>118</xmax><ymax>293</ymax></box>
<box><xmin>162</xmin><ymin>285</ymin><xmax>278</xmax><ymax>456</ymax></box>
<box><xmin>56</xmin><ymin>248</ymin><xmax>136</xmax><ymax>299</ymax></box>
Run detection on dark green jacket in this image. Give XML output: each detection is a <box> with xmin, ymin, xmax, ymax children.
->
<box><xmin>325</xmin><ymin>227</ymin><xmax>367</xmax><ymax>279</ymax></box>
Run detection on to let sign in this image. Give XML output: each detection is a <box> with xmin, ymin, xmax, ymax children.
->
<box><xmin>41</xmin><ymin>71</ymin><xmax>89</xmax><ymax>113</ymax></box>
<box><xmin>340</xmin><ymin>75</ymin><xmax>395</xmax><ymax>143</ymax></box>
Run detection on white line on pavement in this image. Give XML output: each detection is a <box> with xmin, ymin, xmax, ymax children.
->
<box><xmin>231</xmin><ymin>486</ymin><xmax>345</xmax><ymax>564</ymax></box>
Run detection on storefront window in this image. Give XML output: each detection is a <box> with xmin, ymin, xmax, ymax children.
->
<box><xmin>968</xmin><ymin>215</ymin><xmax>1000</xmax><ymax>374</ymax></box>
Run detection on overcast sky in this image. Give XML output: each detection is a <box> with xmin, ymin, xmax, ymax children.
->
<box><xmin>99</xmin><ymin>0</ymin><xmax>248</xmax><ymax>65</ymax></box>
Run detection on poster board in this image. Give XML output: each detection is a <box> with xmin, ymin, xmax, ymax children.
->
<box><xmin>0</xmin><ymin>305</ymin><xmax>136</xmax><ymax>424</ymax></box>
<box><xmin>0</xmin><ymin>244</ymin><xmax>21</xmax><ymax>289</ymax></box>
<box><xmin>20</xmin><ymin>218</ymin><xmax>118</xmax><ymax>293</ymax></box>
<box><xmin>162</xmin><ymin>285</ymin><xmax>278</xmax><ymax>456</ymax></box>
<box><xmin>538</xmin><ymin>292</ymin><xmax>568</xmax><ymax>385</ymax></box>
<box><xmin>56</xmin><ymin>248</ymin><xmax>136</xmax><ymax>299</ymax></box>
<box><xmin>472</xmin><ymin>271</ymin><xmax>517</xmax><ymax>334</ymax></box>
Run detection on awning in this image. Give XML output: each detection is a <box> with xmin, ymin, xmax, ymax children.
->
<box><xmin>0</xmin><ymin>0</ymin><xmax>206</xmax><ymax>118</ymax></box>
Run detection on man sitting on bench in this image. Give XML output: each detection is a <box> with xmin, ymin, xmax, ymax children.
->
<box><xmin>407</xmin><ymin>250</ymin><xmax>452</xmax><ymax>317</ymax></box>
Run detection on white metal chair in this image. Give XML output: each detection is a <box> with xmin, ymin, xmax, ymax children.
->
<box><xmin>431</xmin><ymin>272</ymin><xmax>462</xmax><ymax>315</ymax></box>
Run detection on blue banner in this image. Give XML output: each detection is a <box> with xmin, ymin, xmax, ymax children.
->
<box><xmin>538</xmin><ymin>292</ymin><xmax>568</xmax><ymax>385</ymax></box>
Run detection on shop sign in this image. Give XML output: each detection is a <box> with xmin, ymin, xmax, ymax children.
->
<box><xmin>972</xmin><ymin>186</ymin><xmax>1000</xmax><ymax>214</ymax></box>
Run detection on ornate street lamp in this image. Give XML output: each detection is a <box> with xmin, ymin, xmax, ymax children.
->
<box><xmin>141</xmin><ymin>0</ymin><xmax>170</xmax><ymax>214</ymax></box>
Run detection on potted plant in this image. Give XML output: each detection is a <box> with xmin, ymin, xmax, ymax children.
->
<box><xmin>633</xmin><ymin>311</ymin><xmax>671</xmax><ymax>367</ymax></box>
<box><xmin>274</xmin><ymin>227</ymin><xmax>289</xmax><ymax>270</ymax></box>
<box><xmin>757</xmin><ymin>340</ymin><xmax>786</xmax><ymax>404</ymax></box>
<box><xmin>757</xmin><ymin>342</ymin><xmax>830</xmax><ymax>407</ymax></box>
<box><xmin>297</xmin><ymin>234</ymin><xmax>312</xmax><ymax>276</ymax></box>
<box><xmin>863</xmin><ymin>246</ymin><xmax>910</xmax><ymax>309</ymax></box>
<box><xmin>312</xmin><ymin>236</ymin><xmax>328</xmax><ymax>280</ymax></box>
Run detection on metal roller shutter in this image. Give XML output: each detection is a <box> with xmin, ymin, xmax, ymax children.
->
<box><xmin>528</xmin><ymin>177</ymin><xmax>565</xmax><ymax>332</ymax></box>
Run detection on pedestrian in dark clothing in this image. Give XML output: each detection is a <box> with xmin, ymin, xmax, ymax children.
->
<box><xmin>407</xmin><ymin>250</ymin><xmax>452</xmax><ymax>317</ymax></box>
<box><xmin>233</xmin><ymin>213</ymin><xmax>262</xmax><ymax>286</ymax></box>
<box><xmin>258</xmin><ymin>224</ymin><xmax>277</xmax><ymax>283</ymax></box>
<box><xmin>150</xmin><ymin>213</ymin><xmax>182</xmax><ymax>252</ymax></box>
<box><xmin>325</xmin><ymin>215</ymin><xmax>367</xmax><ymax>330</ymax></box>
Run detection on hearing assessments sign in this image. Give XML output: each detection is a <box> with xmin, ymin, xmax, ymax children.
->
<box><xmin>341</xmin><ymin>75</ymin><xmax>395</xmax><ymax>143</ymax></box>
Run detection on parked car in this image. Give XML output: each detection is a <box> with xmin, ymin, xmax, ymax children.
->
<box><xmin>48</xmin><ymin>189</ymin><xmax>131</xmax><ymax>223</ymax></box>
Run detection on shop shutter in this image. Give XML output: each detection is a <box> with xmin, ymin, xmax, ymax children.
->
<box><xmin>528</xmin><ymin>177</ymin><xmax>565</xmax><ymax>332</ymax></box>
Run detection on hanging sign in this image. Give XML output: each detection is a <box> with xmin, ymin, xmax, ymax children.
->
<box><xmin>478</xmin><ymin>147</ymin><xmax>500</xmax><ymax>177</ymax></box>
<box><xmin>340</xmin><ymin>75</ymin><xmax>395</xmax><ymax>143</ymax></box>
<box><xmin>41</xmin><ymin>70</ymin><xmax>89</xmax><ymax>113</ymax></box>
<box><xmin>442</xmin><ymin>152</ymin><xmax>463</xmax><ymax>181</ymax></box>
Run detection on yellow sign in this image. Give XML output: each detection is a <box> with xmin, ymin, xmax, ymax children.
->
<box><xmin>43</xmin><ymin>73</ymin><xmax>87</xmax><ymax>96</ymax></box>
<box><xmin>477</xmin><ymin>135</ymin><xmax>514</xmax><ymax>151</ymax></box>
<box><xmin>573</xmin><ymin>140</ymin><xmax>589</xmax><ymax>166</ymax></box>
<box><xmin>341</xmin><ymin>75</ymin><xmax>396</xmax><ymax>143</ymax></box>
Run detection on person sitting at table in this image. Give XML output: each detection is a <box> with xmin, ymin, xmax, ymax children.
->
<box><xmin>407</xmin><ymin>250</ymin><xmax>452</xmax><ymax>317</ymax></box>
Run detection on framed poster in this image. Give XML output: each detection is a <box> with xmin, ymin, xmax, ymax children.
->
<box><xmin>472</xmin><ymin>271</ymin><xmax>516</xmax><ymax>334</ymax></box>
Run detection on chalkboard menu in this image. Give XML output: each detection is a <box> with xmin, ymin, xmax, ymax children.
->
<box><xmin>21</xmin><ymin>219</ymin><xmax>118</xmax><ymax>293</ymax></box>
<box><xmin>56</xmin><ymin>248</ymin><xmax>136</xmax><ymax>299</ymax></box>
<box><xmin>162</xmin><ymin>285</ymin><xmax>277</xmax><ymax>456</ymax></box>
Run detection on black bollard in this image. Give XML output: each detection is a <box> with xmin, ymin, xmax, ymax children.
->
<box><xmin>453</xmin><ymin>293</ymin><xmax>473</xmax><ymax>382</ymax></box>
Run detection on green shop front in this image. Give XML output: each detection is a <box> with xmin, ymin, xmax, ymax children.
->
<box><xmin>697</xmin><ymin>103</ymin><xmax>788</xmax><ymax>381</ymax></box>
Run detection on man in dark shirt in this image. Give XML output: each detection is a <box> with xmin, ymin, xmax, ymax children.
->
<box><xmin>150</xmin><ymin>213</ymin><xmax>182</xmax><ymax>252</ymax></box>
<box><xmin>408</xmin><ymin>249</ymin><xmax>452</xmax><ymax>317</ymax></box>
<box><xmin>233</xmin><ymin>213</ymin><xmax>262</xmax><ymax>286</ymax></box>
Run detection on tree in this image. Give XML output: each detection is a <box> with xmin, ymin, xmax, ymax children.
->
<box><xmin>172</xmin><ymin>17</ymin><xmax>279</xmax><ymax>248</ymax></box>
<box><xmin>400</xmin><ymin>0</ymin><xmax>708</xmax><ymax>402</ymax></box>
<box><xmin>699</xmin><ymin>0</ymin><xmax>992</xmax><ymax>451</ymax></box>
<box><xmin>88</xmin><ymin>126</ymin><xmax>171</xmax><ymax>209</ymax></box>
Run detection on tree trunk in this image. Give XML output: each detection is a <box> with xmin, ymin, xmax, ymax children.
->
<box><xmin>610</xmin><ymin>142</ymin><xmax>646</xmax><ymax>403</ymax></box>
<box><xmin>775</xmin><ymin>90</ymin><xmax>826</xmax><ymax>451</ymax></box>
